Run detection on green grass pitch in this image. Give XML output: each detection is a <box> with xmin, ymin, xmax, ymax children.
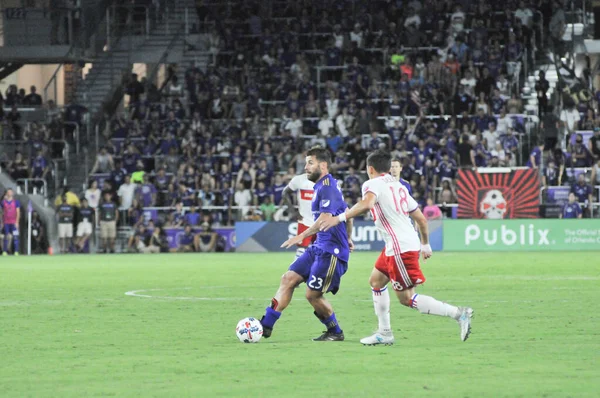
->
<box><xmin>1</xmin><ymin>252</ymin><xmax>599</xmax><ymax>397</ymax></box>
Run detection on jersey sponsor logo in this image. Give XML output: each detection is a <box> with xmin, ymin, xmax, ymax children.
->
<box><xmin>300</xmin><ymin>189</ymin><xmax>313</xmax><ymax>200</ymax></box>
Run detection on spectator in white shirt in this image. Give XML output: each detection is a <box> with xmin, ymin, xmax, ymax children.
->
<box><xmin>117</xmin><ymin>175</ymin><xmax>137</xmax><ymax>210</ymax></box>
<box><xmin>560</xmin><ymin>105</ymin><xmax>581</xmax><ymax>149</ymax></box>
<box><xmin>460</xmin><ymin>70</ymin><xmax>476</xmax><ymax>98</ymax></box>
<box><xmin>325</xmin><ymin>91</ymin><xmax>339</xmax><ymax>120</ymax></box>
<box><xmin>234</xmin><ymin>182</ymin><xmax>252</xmax><ymax>219</ymax></box>
<box><xmin>482</xmin><ymin>123</ymin><xmax>499</xmax><ymax>151</ymax></box>
<box><xmin>336</xmin><ymin>107</ymin><xmax>354</xmax><ymax>138</ymax></box>
<box><xmin>490</xmin><ymin>140</ymin><xmax>507</xmax><ymax>165</ymax></box>
<box><xmin>332</xmin><ymin>24</ymin><xmax>345</xmax><ymax>49</ymax></box>
<box><xmin>285</xmin><ymin>112</ymin><xmax>303</xmax><ymax>138</ymax></box>
<box><xmin>350</xmin><ymin>23</ymin><xmax>364</xmax><ymax>48</ymax></box>
<box><xmin>84</xmin><ymin>180</ymin><xmax>101</xmax><ymax>210</ymax></box>
<box><xmin>496</xmin><ymin>110</ymin><xmax>513</xmax><ymax>134</ymax></box>
<box><xmin>515</xmin><ymin>1</ymin><xmax>534</xmax><ymax>28</ymax></box>
<box><xmin>450</xmin><ymin>4</ymin><xmax>465</xmax><ymax>34</ymax></box>
<box><xmin>318</xmin><ymin>113</ymin><xmax>334</xmax><ymax>136</ymax></box>
<box><xmin>404</xmin><ymin>8</ymin><xmax>421</xmax><ymax>29</ymax></box>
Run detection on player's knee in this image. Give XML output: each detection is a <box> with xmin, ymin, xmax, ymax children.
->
<box><xmin>280</xmin><ymin>271</ymin><xmax>301</xmax><ymax>290</ymax></box>
<box><xmin>305</xmin><ymin>289</ymin><xmax>321</xmax><ymax>303</ymax></box>
<box><xmin>369</xmin><ymin>274</ymin><xmax>386</xmax><ymax>290</ymax></box>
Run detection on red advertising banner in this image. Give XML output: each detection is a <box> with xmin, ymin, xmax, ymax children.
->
<box><xmin>457</xmin><ymin>169</ymin><xmax>540</xmax><ymax>219</ymax></box>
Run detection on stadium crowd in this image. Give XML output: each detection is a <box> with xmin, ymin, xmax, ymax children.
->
<box><xmin>25</xmin><ymin>0</ymin><xmax>592</xmax><ymax>253</ymax></box>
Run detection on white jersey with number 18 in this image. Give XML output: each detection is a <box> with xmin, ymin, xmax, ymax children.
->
<box><xmin>362</xmin><ymin>174</ymin><xmax>420</xmax><ymax>256</ymax></box>
<box><xmin>287</xmin><ymin>174</ymin><xmax>315</xmax><ymax>226</ymax></box>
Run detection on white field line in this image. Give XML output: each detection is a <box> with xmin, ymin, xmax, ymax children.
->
<box><xmin>124</xmin><ymin>287</ymin><xmax>579</xmax><ymax>304</ymax></box>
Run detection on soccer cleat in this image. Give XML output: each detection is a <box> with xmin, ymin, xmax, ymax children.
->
<box><xmin>259</xmin><ymin>317</ymin><xmax>273</xmax><ymax>338</ymax></box>
<box><xmin>360</xmin><ymin>332</ymin><xmax>395</xmax><ymax>346</ymax></box>
<box><xmin>457</xmin><ymin>307</ymin><xmax>474</xmax><ymax>341</ymax></box>
<box><xmin>14</xmin><ymin>252</ymin><xmax>19</xmax><ymax>256</ymax></box>
<box><xmin>312</xmin><ymin>330</ymin><xmax>345</xmax><ymax>341</ymax></box>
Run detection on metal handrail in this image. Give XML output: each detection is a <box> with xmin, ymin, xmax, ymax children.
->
<box><xmin>63</xmin><ymin>122</ymin><xmax>80</xmax><ymax>154</ymax></box>
<box><xmin>16</xmin><ymin>178</ymin><xmax>48</xmax><ymax>197</ymax></box>
<box><xmin>51</xmin><ymin>159</ymin><xmax>66</xmax><ymax>194</ymax></box>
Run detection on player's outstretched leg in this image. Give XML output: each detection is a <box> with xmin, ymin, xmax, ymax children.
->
<box><xmin>396</xmin><ymin>288</ymin><xmax>474</xmax><ymax>342</ymax></box>
<box><xmin>360</xmin><ymin>268</ymin><xmax>394</xmax><ymax>346</ymax></box>
<box><xmin>306</xmin><ymin>289</ymin><xmax>344</xmax><ymax>341</ymax></box>
<box><xmin>259</xmin><ymin>270</ymin><xmax>303</xmax><ymax>338</ymax></box>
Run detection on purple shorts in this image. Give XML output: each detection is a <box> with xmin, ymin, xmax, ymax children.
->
<box><xmin>3</xmin><ymin>224</ymin><xmax>18</xmax><ymax>235</ymax></box>
<box><xmin>289</xmin><ymin>246</ymin><xmax>348</xmax><ymax>295</ymax></box>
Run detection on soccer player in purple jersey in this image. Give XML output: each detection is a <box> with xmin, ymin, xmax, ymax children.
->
<box><xmin>1</xmin><ymin>188</ymin><xmax>21</xmax><ymax>256</ymax></box>
<box><xmin>390</xmin><ymin>158</ymin><xmax>412</xmax><ymax>194</ymax></box>
<box><xmin>259</xmin><ymin>147</ymin><xmax>354</xmax><ymax>341</ymax></box>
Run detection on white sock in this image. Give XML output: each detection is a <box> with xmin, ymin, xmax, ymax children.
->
<box><xmin>372</xmin><ymin>286</ymin><xmax>391</xmax><ymax>333</ymax></box>
<box><xmin>410</xmin><ymin>294</ymin><xmax>460</xmax><ymax>320</ymax></box>
<box><xmin>295</xmin><ymin>247</ymin><xmax>306</xmax><ymax>258</ymax></box>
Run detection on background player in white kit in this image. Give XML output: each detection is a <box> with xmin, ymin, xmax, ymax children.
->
<box><xmin>282</xmin><ymin>174</ymin><xmax>315</xmax><ymax>258</ymax></box>
<box><xmin>320</xmin><ymin>150</ymin><xmax>473</xmax><ymax>344</ymax></box>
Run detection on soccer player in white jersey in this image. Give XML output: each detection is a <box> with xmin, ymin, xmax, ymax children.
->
<box><xmin>282</xmin><ymin>173</ymin><xmax>315</xmax><ymax>258</ymax></box>
<box><xmin>320</xmin><ymin>150</ymin><xmax>473</xmax><ymax>344</ymax></box>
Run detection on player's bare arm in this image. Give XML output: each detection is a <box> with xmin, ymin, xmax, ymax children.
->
<box><xmin>319</xmin><ymin>192</ymin><xmax>377</xmax><ymax>232</ymax></box>
<box><xmin>282</xmin><ymin>186</ymin><xmax>300</xmax><ymax>221</ymax></box>
<box><xmin>409</xmin><ymin>208</ymin><xmax>432</xmax><ymax>260</ymax></box>
<box><xmin>281</xmin><ymin>212</ymin><xmax>333</xmax><ymax>248</ymax></box>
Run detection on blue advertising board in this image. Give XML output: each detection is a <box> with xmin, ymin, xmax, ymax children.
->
<box><xmin>236</xmin><ymin>221</ymin><xmax>443</xmax><ymax>252</ymax></box>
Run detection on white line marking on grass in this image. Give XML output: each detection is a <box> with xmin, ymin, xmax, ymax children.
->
<box><xmin>125</xmin><ymin>288</ymin><xmax>570</xmax><ymax>304</ymax></box>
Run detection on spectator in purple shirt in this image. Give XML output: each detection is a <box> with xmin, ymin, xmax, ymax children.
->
<box><xmin>171</xmin><ymin>202</ymin><xmax>184</xmax><ymax>227</ymax></box>
<box><xmin>571</xmin><ymin>134</ymin><xmax>593</xmax><ymax>167</ymax></box>
<box><xmin>137</xmin><ymin>175</ymin><xmax>157</xmax><ymax>207</ymax></box>
<box><xmin>253</xmin><ymin>181</ymin><xmax>272</xmax><ymax>206</ymax></box>
<box><xmin>30</xmin><ymin>149</ymin><xmax>49</xmax><ymax>191</ymax></box>
<box><xmin>185</xmin><ymin>206</ymin><xmax>201</xmax><ymax>226</ymax></box>
<box><xmin>526</xmin><ymin>143</ymin><xmax>544</xmax><ymax>168</ymax></box>
<box><xmin>560</xmin><ymin>192</ymin><xmax>582</xmax><ymax>219</ymax></box>
<box><xmin>571</xmin><ymin>174</ymin><xmax>594</xmax><ymax>217</ymax></box>
<box><xmin>272</xmin><ymin>174</ymin><xmax>286</xmax><ymax>205</ymax></box>
<box><xmin>122</xmin><ymin>144</ymin><xmax>141</xmax><ymax>174</ymax></box>
<box><xmin>176</xmin><ymin>224</ymin><xmax>195</xmax><ymax>253</ymax></box>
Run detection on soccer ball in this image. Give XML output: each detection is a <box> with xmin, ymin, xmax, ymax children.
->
<box><xmin>235</xmin><ymin>317</ymin><xmax>263</xmax><ymax>343</ymax></box>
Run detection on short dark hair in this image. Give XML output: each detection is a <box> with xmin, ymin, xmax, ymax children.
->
<box><xmin>306</xmin><ymin>146</ymin><xmax>331</xmax><ymax>165</ymax></box>
<box><xmin>367</xmin><ymin>150</ymin><xmax>392</xmax><ymax>173</ymax></box>
<box><xmin>390</xmin><ymin>157</ymin><xmax>402</xmax><ymax>164</ymax></box>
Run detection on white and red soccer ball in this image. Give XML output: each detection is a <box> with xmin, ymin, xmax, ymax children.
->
<box><xmin>236</xmin><ymin>317</ymin><xmax>263</xmax><ymax>343</ymax></box>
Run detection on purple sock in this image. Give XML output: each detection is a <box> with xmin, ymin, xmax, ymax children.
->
<box><xmin>261</xmin><ymin>306</ymin><xmax>281</xmax><ymax>329</ymax></box>
<box><xmin>320</xmin><ymin>312</ymin><xmax>342</xmax><ymax>334</ymax></box>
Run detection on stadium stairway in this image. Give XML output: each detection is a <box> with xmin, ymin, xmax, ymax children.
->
<box><xmin>69</xmin><ymin>0</ymin><xmax>199</xmax><ymax>195</ymax></box>
<box><xmin>74</xmin><ymin>0</ymin><xmax>200</xmax><ymax>117</ymax></box>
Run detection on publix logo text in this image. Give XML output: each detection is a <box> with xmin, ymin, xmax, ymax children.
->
<box><xmin>465</xmin><ymin>224</ymin><xmax>552</xmax><ymax>246</ymax></box>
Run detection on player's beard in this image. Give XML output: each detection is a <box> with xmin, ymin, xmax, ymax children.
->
<box><xmin>307</xmin><ymin>168</ymin><xmax>321</xmax><ymax>182</ymax></box>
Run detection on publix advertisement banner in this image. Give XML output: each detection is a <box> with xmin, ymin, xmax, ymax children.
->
<box><xmin>236</xmin><ymin>221</ymin><xmax>443</xmax><ymax>252</ymax></box>
<box><xmin>443</xmin><ymin>220</ymin><xmax>600</xmax><ymax>251</ymax></box>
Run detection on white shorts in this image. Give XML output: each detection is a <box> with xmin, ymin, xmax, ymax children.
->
<box><xmin>76</xmin><ymin>222</ymin><xmax>93</xmax><ymax>237</ymax></box>
<box><xmin>58</xmin><ymin>223</ymin><xmax>73</xmax><ymax>238</ymax></box>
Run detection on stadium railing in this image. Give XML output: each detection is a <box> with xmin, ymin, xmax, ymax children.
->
<box><xmin>16</xmin><ymin>178</ymin><xmax>49</xmax><ymax>200</ymax></box>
